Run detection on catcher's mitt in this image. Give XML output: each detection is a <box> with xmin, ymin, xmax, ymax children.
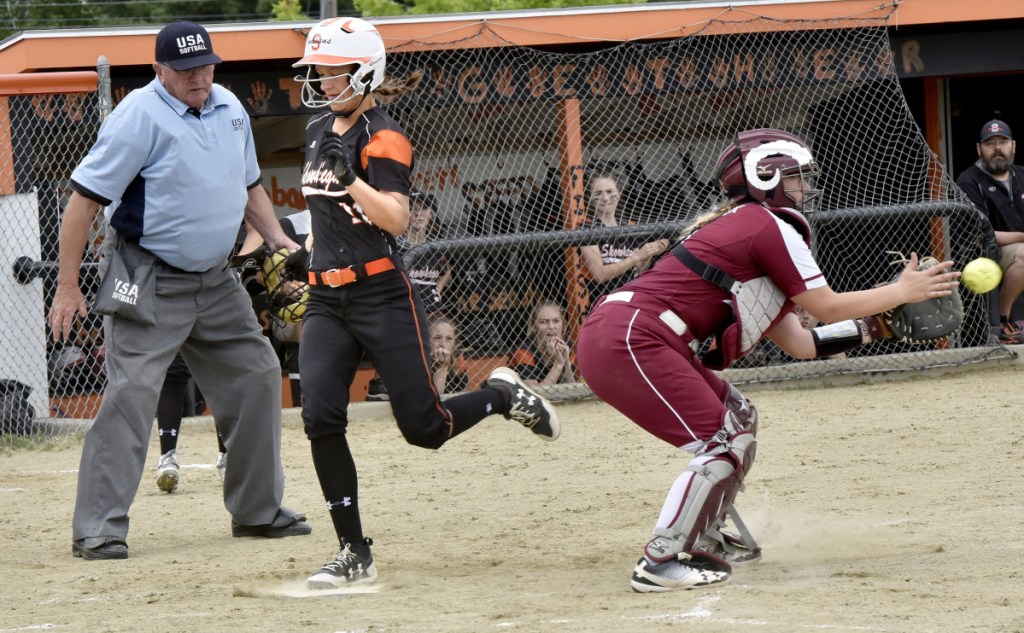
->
<box><xmin>228</xmin><ymin>246</ymin><xmax>269</xmax><ymax>270</ymax></box>
<box><xmin>880</xmin><ymin>254</ymin><xmax>964</xmax><ymax>344</ymax></box>
<box><xmin>262</xmin><ymin>247</ymin><xmax>309</xmax><ymax>325</ymax></box>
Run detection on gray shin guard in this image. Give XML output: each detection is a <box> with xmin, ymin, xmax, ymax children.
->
<box><xmin>644</xmin><ymin>453</ymin><xmax>743</xmax><ymax>564</ymax></box>
<box><xmin>644</xmin><ymin>411</ymin><xmax>757</xmax><ymax>564</ymax></box>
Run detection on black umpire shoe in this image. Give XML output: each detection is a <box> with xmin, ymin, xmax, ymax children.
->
<box><xmin>72</xmin><ymin>538</ymin><xmax>128</xmax><ymax>560</ymax></box>
<box><xmin>232</xmin><ymin>507</ymin><xmax>313</xmax><ymax>538</ymax></box>
<box><xmin>486</xmin><ymin>367</ymin><xmax>560</xmax><ymax>441</ymax></box>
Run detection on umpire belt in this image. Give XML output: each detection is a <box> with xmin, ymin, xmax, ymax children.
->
<box><xmin>602</xmin><ymin>291</ymin><xmax>698</xmax><ymax>351</ymax></box>
<box><xmin>308</xmin><ymin>257</ymin><xmax>395</xmax><ymax>288</ymax></box>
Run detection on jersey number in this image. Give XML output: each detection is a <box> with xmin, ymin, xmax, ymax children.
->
<box><xmin>339</xmin><ymin>200</ymin><xmax>371</xmax><ymax>225</ymax></box>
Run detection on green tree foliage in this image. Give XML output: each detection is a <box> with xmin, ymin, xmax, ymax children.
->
<box><xmin>356</xmin><ymin>0</ymin><xmax>642</xmax><ymax>16</ymax></box>
<box><xmin>0</xmin><ymin>0</ymin><xmax>646</xmax><ymax>44</ymax></box>
<box><xmin>270</xmin><ymin>0</ymin><xmax>308</xmax><ymax>21</ymax></box>
<box><xmin>0</xmin><ymin>0</ymin><xmax>267</xmax><ymax>42</ymax></box>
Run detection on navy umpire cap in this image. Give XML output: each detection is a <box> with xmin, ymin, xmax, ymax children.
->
<box><xmin>979</xmin><ymin>119</ymin><xmax>1013</xmax><ymax>142</ymax></box>
<box><xmin>156</xmin><ymin>21</ymin><xmax>222</xmax><ymax>70</ymax></box>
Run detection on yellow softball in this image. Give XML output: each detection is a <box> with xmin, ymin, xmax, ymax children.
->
<box><xmin>961</xmin><ymin>257</ymin><xmax>1002</xmax><ymax>294</ymax></box>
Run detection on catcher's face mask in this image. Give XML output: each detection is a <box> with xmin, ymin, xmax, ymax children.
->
<box><xmin>741</xmin><ymin>137</ymin><xmax>821</xmax><ymax>213</ymax></box>
<box><xmin>781</xmin><ymin>168</ymin><xmax>821</xmax><ymax>213</ymax></box>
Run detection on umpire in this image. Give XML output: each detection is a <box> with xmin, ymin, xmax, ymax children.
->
<box><xmin>48</xmin><ymin>20</ymin><xmax>310</xmax><ymax>560</ymax></box>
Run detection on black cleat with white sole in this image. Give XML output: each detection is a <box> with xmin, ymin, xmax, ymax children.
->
<box><xmin>308</xmin><ymin>538</ymin><xmax>377</xmax><ymax>590</ymax></box>
<box><xmin>486</xmin><ymin>367</ymin><xmax>560</xmax><ymax>441</ymax></box>
<box><xmin>630</xmin><ymin>550</ymin><xmax>731</xmax><ymax>592</ymax></box>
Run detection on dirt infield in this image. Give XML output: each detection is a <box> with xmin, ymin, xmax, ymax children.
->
<box><xmin>3</xmin><ymin>363</ymin><xmax>1023</xmax><ymax>633</ymax></box>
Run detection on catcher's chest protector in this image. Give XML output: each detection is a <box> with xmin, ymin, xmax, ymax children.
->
<box><xmin>674</xmin><ymin>256</ymin><xmax>793</xmax><ymax>370</ymax></box>
<box><xmin>704</xmin><ymin>276</ymin><xmax>788</xmax><ymax>370</ymax></box>
<box><xmin>734</xmin><ymin>277</ymin><xmax>788</xmax><ymax>353</ymax></box>
<box><xmin>698</xmin><ymin>205</ymin><xmax>810</xmax><ymax>369</ymax></box>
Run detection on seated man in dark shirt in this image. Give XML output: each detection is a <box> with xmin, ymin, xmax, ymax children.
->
<box><xmin>955</xmin><ymin>119</ymin><xmax>1024</xmax><ymax>344</ymax></box>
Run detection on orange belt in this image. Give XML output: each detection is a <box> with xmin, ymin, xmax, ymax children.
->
<box><xmin>308</xmin><ymin>257</ymin><xmax>395</xmax><ymax>287</ymax></box>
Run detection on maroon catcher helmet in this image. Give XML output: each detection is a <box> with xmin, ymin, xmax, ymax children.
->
<box><xmin>715</xmin><ymin>128</ymin><xmax>820</xmax><ymax>212</ymax></box>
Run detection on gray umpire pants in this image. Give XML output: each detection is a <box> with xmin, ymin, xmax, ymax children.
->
<box><xmin>72</xmin><ymin>239</ymin><xmax>285</xmax><ymax>543</ymax></box>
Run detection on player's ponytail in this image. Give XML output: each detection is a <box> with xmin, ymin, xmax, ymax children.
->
<box><xmin>678</xmin><ymin>199</ymin><xmax>740</xmax><ymax>241</ymax></box>
<box><xmin>374</xmin><ymin>70</ymin><xmax>424</xmax><ymax>101</ymax></box>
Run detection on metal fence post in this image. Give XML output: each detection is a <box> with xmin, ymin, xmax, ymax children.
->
<box><xmin>97</xmin><ymin>55</ymin><xmax>112</xmax><ymax>121</ymax></box>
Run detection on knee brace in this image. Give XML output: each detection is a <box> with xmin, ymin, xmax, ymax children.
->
<box><xmin>705</xmin><ymin>409</ymin><xmax>757</xmax><ymax>481</ymax></box>
<box><xmin>724</xmin><ymin>384</ymin><xmax>758</xmax><ymax>439</ymax></box>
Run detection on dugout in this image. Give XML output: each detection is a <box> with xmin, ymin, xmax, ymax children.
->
<box><xmin>1</xmin><ymin>0</ymin><xmax>1021</xmax><ymax>423</ymax></box>
<box><xmin>1</xmin><ymin>0</ymin><xmax>1023</xmax><ymax>210</ymax></box>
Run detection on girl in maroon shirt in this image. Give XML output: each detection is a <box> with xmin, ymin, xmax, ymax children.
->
<box><xmin>577</xmin><ymin>128</ymin><xmax>960</xmax><ymax>592</ymax></box>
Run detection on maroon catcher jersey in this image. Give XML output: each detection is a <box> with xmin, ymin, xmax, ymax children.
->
<box><xmin>301</xmin><ymin>108</ymin><xmax>413</xmax><ymax>271</ymax></box>
<box><xmin>618</xmin><ymin>202</ymin><xmax>827</xmax><ymax>342</ymax></box>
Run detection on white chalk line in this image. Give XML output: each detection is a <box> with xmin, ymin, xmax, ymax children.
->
<box><xmin>241</xmin><ymin>579</ymin><xmax>382</xmax><ymax>599</ymax></box>
<box><xmin>494</xmin><ymin>592</ymin><xmax>897</xmax><ymax>631</ymax></box>
<box><xmin>20</xmin><ymin>463</ymin><xmax>219</xmax><ymax>477</ymax></box>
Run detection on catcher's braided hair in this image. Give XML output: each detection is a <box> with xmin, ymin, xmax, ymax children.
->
<box><xmin>677</xmin><ymin>199</ymin><xmax>741</xmax><ymax>241</ymax></box>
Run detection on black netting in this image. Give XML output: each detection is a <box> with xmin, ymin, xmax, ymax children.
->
<box><xmin>3</xmin><ymin>12</ymin><xmax>1010</xmax><ymax>446</ymax></box>
<box><xmin>379</xmin><ymin>14</ymin><xmax>1001</xmax><ymax>397</ymax></box>
<box><xmin>2</xmin><ymin>91</ymin><xmax>106</xmax><ymax>441</ymax></box>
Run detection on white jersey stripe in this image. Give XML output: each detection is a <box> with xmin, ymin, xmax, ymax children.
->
<box><xmin>769</xmin><ymin>213</ymin><xmax>827</xmax><ymax>290</ymax></box>
<box><xmin>624</xmin><ymin>308</ymin><xmax>699</xmax><ymax>447</ymax></box>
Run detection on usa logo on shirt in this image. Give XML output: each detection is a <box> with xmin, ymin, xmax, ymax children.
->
<box><xmin>231</xmin><ymin>117</ymin><xmax>243</xmax><ymax>131</ymax></box>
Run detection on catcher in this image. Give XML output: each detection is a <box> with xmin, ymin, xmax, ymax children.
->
<box><xmin>576</xmin><ymin>128</ymin><xmax>962</xmax><ymax>592</ymax></box>
<box><xmin>231</xmin><ymin>211</ymin><xmax>311</xmax><ymax>406</ymax></box>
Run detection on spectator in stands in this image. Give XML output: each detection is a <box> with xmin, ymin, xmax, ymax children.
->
<box><xmin>402</xmin><ymin>191</ymin><xmax>452</xmax><ymax>317</ymax></box>
<box><xmin>510</xmin><ymin>301</ymin><xmax>576</xmax><ymax>386</ymax></box>
<box><xmin>367</xmin><ymin>191</ymin><xmax>452</xmax><ymax>401</ymax></box>
<box><xmin>579</xmin><ymin>172</ymin><xmax>669</xmax><ymax>304</ymax></box>
<box><xmin>429</xmin><ymin>316</ymin><xmax>468</xmax><ymax>394</ymax></box>
<box><xmin>955</xmin><ymin>119</ymin><xmax>1024</xmax><ymax>344</ymax></box>
<box><xmin>154</xmin><ymin>352</ymin><xmax>227</xmax><ymax>493</ymax></box>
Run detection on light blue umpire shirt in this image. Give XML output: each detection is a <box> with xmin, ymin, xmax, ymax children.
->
<box><xmin>70</xmin><ymin>77</ymin><xmax>260</xmax><ymax>272</ymax></box>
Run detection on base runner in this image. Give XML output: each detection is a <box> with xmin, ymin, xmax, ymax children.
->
<box><xmin>290</xmin><ymin>17</ymin><xmax>561</xmax><ymax>590</ymax></box>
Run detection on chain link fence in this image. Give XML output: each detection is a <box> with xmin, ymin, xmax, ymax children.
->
<box><xmin>383</xmin><ymin>11</ymin><xmax>1012</xmax><ymax>401</ymax></box>
<box><xmin>2</xmin><ymin>70</ymin><xmax>107</xmax><ymax>445</ymax></box>
<box><xmin>2</xmin><ymin>11</ymin><xmax>1014</xmax><ymax>447</ymax></box>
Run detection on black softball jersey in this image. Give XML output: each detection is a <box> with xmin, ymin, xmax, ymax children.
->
<box><xmin>300</xmin><ymin>108</ymin><xmax>414</xmax><ymax>271</ymax></box>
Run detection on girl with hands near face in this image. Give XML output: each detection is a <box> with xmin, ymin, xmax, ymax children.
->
<box><xmin>510</xmin><ymin>302</ymin><xmax>576</xmax><ymax>387</ymax></box>
<box><xmin>429</xmin><ymin>317</ymin><xmax>468</xmax><ymax>395</ymax></box>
